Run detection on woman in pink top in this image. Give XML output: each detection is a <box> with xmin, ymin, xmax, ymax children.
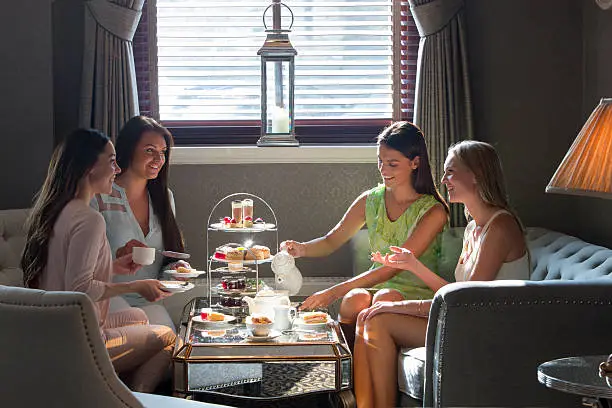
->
<box><xmin>354</xmin><ymin>141</ymin><xmax>529</xmax><ymax>408</ymax></box>
<box><xmin>21</xmin><ymin>129</ymin><xmax>176</xmax><ymax>393</ymax></box>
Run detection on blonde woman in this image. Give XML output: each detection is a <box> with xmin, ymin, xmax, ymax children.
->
<box><xmin>354</xmin><ymin>141</ymin><xmax>529</xmax><ymax>408</ymax></box>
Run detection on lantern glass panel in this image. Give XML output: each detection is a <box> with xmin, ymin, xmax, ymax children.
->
<box><xmin>265</xmin><ymin>59</ymin><xmax>292</xmax><ymax>134</ymax></box>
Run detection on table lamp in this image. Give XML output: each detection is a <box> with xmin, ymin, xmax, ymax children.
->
<box><xmin>545</xmin><ymin>98</ymin><xmax>612</xmax><ymax>199</ymax></box>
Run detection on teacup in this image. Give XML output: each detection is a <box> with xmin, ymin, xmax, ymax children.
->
<box><xmin>132</xmin><ymin>247</ymin><xmax>155</xmax><ymax>265</ymax></box>
<box><xmin>246</xmin><ymin>315</ymin><xmax>274</xmax><ymax>337</ymax></box>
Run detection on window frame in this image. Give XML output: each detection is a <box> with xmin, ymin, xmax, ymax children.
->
<box><xmin>135</xmin><ymin>0</ymin><xmax>417</xmax><ymax>145</ymax></box>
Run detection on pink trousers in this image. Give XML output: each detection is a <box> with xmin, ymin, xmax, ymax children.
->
<box><xmin>103</xmin><ymin>307</ymin><xmax>176</xmax><ymax>393</ymax></box>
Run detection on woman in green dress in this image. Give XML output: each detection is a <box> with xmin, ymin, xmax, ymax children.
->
<box><xmin>280</xmin><ymin>121</ymin><xmax>449</xmax><ymax>347</ymax></box>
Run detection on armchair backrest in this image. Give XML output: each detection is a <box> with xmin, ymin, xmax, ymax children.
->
<box><xmin>0</xmin><ymin>285</ymin><xmax>144</xmax><ymax>408</ymax></box>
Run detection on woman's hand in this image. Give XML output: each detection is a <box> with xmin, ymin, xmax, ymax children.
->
<box><xmin>116</xmin><ymin>239</ymin><xmax>147</xmax><ymax>259</ymax></box>
<box><xmin>299</xmin><ymin>287</ymin><xmax>339</xmax><ymax>311</ymax></box>
<box><xmin>358</xmin><ymin>301</ymin><xmax>397</xmax><ymax>322</ymax></box>
<box><xmin>372</xmin><ymin>246</ymin><xmax>419</xmax><ymax>271</ymax></box>
<box><xmin>130</xmin><ymin>279</ymin><xmax>170</xmax><ymax>302</ymax></box>
<box><xmin>280</xmin><ymin>240</ymin><xmax>306</xmax><ymax>258</ymax></box>
<box><xmin>113</xmin><ymin>253</ymin><xmax>141</xmax><ymax>275</ymax></box>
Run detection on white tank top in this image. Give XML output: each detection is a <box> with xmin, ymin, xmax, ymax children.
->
<box><xmin>455</xmin><ymin>210</ymin><xmax>530</xmax><ymax>282</ymax></box>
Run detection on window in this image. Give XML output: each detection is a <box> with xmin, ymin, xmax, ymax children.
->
<box><xmin>134</xmin><ymin>0</ymin><xmax>418</xmax><ymax>144</ymax></box>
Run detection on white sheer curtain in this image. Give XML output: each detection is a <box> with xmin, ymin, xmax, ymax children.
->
<box><xmin>410</xmin><ymin>0</ymin><xmax>473</xmax><ymax>226</ymax></box>
<box><xmin>80</xmin><ymin>0</ymin><xmax>144</xmax><ymax>139</ymax></box>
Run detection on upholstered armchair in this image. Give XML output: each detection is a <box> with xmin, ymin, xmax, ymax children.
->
<box><xmin>0</xmin><ymin>285</ymin><xmax>232</xmax><ymax>408</ymax></box>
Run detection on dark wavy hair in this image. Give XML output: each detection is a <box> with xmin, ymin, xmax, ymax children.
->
<box><xmin>22</xmin><ymin>129</ymin><xmax>111</xmax><ymax>288</ymax></box>
<box><xmin>115</xmin><ymin>116</ymin><xmax>184</xmax><ymax>252</ymax></box>
<box><xmin>377</xmin><ymin>122</ymin><xmax>449</xmax><ymax>214</ymax></box>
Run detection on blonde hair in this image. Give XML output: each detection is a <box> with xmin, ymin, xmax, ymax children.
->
<box><xmin>448</xmin><ymin>140</ymin><xmax>524</xmax><ymax>232</ymax></box>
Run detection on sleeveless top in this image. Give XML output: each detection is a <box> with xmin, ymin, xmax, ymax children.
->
<box><xmin>365</xmin><ymin>184</ymin><xmax>443</xmax><ymax>300</ymax></box>
<box><xmin>455</xmin><ymin>210</ymin><xmax>530</xmax><ymax>282</ymax></box>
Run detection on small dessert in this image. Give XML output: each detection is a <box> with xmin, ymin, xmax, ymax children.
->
<box><xmin>214</xmin><ymin>244</ymin><xmax>234</xmax><ymax>260</ymax></box>
<box><xmin>302</xmin><ymin>312</ymin><xmax>329</xmax><ymax>324</ymax></box>
<box><xmin>221</xmin><ymin>276</ymin><xmax>246</xmax><ymax>290</ymax></box>
<box><xmin>244</xmin><ymin>245</ymin><xmax>271</xmax><ymax>261</ymax></box>
<box><xmin>220</xmin><ymin>295</ymin><xmax>244</xmax><ymax>307</ymax></box>
<box><xmin>229</xmin><ymin>218</ymin><xmax>239</xmax><ymax>228</ymax></box>
<box><xmin>222</xmin><ymin>216</ymin><xmax>232</xmax><ymax>228</ymax></box>
<box><xmin>243</xmin><ymin>216</ymin><xmax>253</xmax><ymax>228</ymax></box>
<box><xmin>254</xmin><ymin>217</ymin><xmax>265</xmax><ymax>225</ymax></box>
<box><xmin>250</xmin><ymin>315</ymin><xmax>273</xmax><ymax>324</ymax></box>
<box><xmin>226</xmin><ymin>247</ymin><xmax>244</xmax><ymax>261</ymax></box>
<box><xmin>228</xmin><ymin>262</ymin><xmax>244</xmax><ymax>272</ymax></box>
<box><xmin>200</xmin><ymin>311</ymin><xmax>225</xmax><ymax>321</ymax></box>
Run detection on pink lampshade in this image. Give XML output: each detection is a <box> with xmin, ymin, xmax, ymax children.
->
<box><xmin>546</xmin><ymin>98</ymin><xmax>612</xmax><ymax>199</ymax></box>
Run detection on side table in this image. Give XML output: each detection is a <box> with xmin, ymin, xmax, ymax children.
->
<box><xmin>538</xmin><ymin>355</ymin><xmax>612</xmax><ymax>408</ymax></box>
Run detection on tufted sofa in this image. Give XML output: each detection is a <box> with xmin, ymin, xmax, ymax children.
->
<box><xmin>351</xmin><ymin>227</ymin><xmax>612</xmax><ymax>407</ymax></box>
<box><xmin>0</xmin><ymin>208</ymin><xmax>175</xmax><ymax>329</ymax></box>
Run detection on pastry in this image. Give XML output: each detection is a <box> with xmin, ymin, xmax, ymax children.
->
<box><xmin>229</xmin><ymin>218</ymin><xmax>239</xmax><ymax>228</ymax></box>
<box><xmin>302</xmin><ymin>312</ymin><xmax>329</xmax><ymax>324</ymax></box>
<box><xmin>254</xmin><ymin>217</ymin><xmax>265</xmax><ymax>225</ymax></box>
<box><xmin>222</xmin><ymin>216</ymin><xmax>231</xmax><ymax>227</ymax></box>
<box><xmin>226</xmin><ymin>248</ymin><xmax>244</xmax><ymax>261</ymax></box>
<box><xmin>245</xmin><ymin>245</ymin><xmax>271</xmax><ymax>260</ymax></box>
<box><xmin>250</xmin><ymin>315</ymin><xmax>272</xmax><ymax>324</ymax></box>
<box><xmin>176</xmin><ymin>266</ymin><xmax>194</xmax><ymax>273</ymax></box>
<box><xmin>200</xmin><ymin>311</ymin><xmax>225</xmax><ymax>321</ymax></box>
<box><xmin>208</xmin><ymin>312</ymin><xmax>226</xmax><ymax>321</ymax></box>
<box><xmin>243</xmin><ymin>216</ymin><xmax>253</xmax><ymax>228</ymax></box>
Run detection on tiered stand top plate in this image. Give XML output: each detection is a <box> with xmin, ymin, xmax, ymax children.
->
<box><xmin>209</xmin><ymin>223</ymin><xmax>276</xmax><ymax>232</ymax></box>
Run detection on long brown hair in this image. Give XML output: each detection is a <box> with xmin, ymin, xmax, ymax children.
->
<box><xmin>22</xmin><ymin>129</ymin><xmax>111</xmax><ymax>288</ymax></box>
<box><xmin>448</xmin><ymin>140</ymin><xmax>525</xmax><ymax>232</ymax></box>
<box><xmin>378</xmin><ymin>122</ymin><xmax>449</xmax><ymax>214</ymax></box>
<box><xmin>115</xmin><ymin>116</ymin><xmax>184</xmax><ymax>252</ymax></box>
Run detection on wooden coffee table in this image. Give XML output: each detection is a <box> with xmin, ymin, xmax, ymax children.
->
<box><xmin>172</xmin><ymin>297</ymin><xmax>355</xmax><ymax>407</ymax></box>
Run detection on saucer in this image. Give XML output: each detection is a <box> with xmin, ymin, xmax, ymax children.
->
<box><xmin>246</xmin><ymin>329</ymin><xmax>281</xmax><ymax>342</ymax></box>
<box><xmin>159</xmin><ymin>281</ymin><xmax>194</xmax><ymax>293</ymax></box>
<box><xmin>164</xmin><ymin>269</ymin><xmax>206</xmax><ymax>279</ymax></box>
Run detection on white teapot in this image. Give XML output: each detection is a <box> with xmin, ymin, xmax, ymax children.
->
<box><xmin>242</xmin><ymin>290</ymin><xmax>291</xmax><ymax>319</ymax></box>
<box><xmin>271</xmin><ymin>250</ymin><xmax>303</xmax><ymax>296</ymax></box>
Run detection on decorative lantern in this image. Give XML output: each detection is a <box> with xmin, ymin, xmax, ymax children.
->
<box><xmin>257</xmin><ymin>0</ymin><xmax>298</xmax><ymax>146</ymax></box>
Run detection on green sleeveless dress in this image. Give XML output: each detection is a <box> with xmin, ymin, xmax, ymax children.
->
<box><xmin>366</xmin><ymin>184</ymin><xmax>443</xmax><ymax>300</ymax></box>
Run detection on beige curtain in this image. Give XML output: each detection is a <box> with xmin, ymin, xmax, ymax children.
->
<box><xmin>80</xmin><ymin>0</ymin><xmax>144</xmax><ymax>140</ymax></box>
<box><xmin>410</xmin><ymin>0</ymin><xmax>473</xmax><ymax>226</ymax></box>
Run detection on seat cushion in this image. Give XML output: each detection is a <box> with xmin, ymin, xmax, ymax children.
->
<box><xmin>398</xmin><ymin>346</ymin><xmax>426</xmax><ymax>400</ymax></box>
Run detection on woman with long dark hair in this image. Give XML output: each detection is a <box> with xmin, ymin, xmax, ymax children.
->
<box><xmin>22</xmin><ymin>129</ymin><xmax>176</xmax><ymax>393</ymax></box>
<box><xmin>355</xmin><ymin>141</ymin><xmax>529</xmax><ymax>408</ymax></box>
<box><xmin>92</xmin><ymin>116</ymin><xmax>188</xmax><ymax>306</ymax></box>
<box><xmin>281</xmin><ymin>121</ymin><xmax>449</xmax><ymax>347</ymax></box>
